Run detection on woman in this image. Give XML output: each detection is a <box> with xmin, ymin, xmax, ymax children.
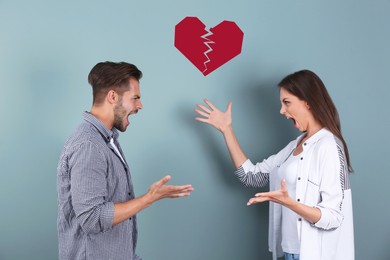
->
<box><xmin>194</xmin><ymin>70</ymin><xmax>354</xmax><ymax>260</ymax></box>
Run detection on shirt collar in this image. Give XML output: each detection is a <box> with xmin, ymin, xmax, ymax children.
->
<box><xmin>296</xmin><ymin>128</ymin><xmax>331</xmax><ymax>147</ymax></box>
<box><xmin>83</xmin><ymin>111</ymin><xmax>119</xmax><ymax>142</ymax></box>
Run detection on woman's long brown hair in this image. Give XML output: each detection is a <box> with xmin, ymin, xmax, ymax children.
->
<box><xmin>278</xmin><ymin>70</ymin><xmax>352</xmax><ymax>172</ymax></box>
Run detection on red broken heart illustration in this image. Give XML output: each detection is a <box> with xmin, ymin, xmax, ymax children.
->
<box><xmin>174</xmin><ymin>17</ymin><xmax>244</xmax><ymax>76</ymax></box>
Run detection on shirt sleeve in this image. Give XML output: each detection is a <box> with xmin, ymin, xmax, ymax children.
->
<box><xmin>234</xmin><ymin>140</ymin><xmax>296</xmax><ymax>188</ymax></box>
<box><xmin>234</xmin><ymin>159</ymin><xmax>270</xmax><ymax>188</ymax></box>
<box><xmin>313</xmin><ymin>139</ymin><xmax>345</xmax><ymax>230</ymax></box>
<box><xmin>69</xmin><ymin>141</ymin><xmax>115</xmax><ymax>234</ymax></box>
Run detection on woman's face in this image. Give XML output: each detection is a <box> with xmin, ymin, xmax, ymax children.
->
<box><xmin>279</xmin><ymin>87</ymin><xmax>312</xmax><ymax>132</ymax></box>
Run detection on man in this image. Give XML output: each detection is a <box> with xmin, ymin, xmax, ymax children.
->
<box><xmin>57</xmin><ymin>61</ymin><xmax>193</xmax><ymax>260</ymax></box>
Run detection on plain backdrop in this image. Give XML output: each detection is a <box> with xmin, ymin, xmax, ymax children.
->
<box><xmin>0</xmin><ymin>0</ymin><xmax>389</xmax><ymax>259</ymax></box>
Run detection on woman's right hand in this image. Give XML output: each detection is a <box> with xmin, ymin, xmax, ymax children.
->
<box><xmin>194</xmin><ymin>99</ymin><xmax>232</xmax><ymax>134</ymax></box>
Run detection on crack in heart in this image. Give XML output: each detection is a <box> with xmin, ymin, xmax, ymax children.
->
<box><xmin>174</xmin><ymin>17</ymin><xmax>244</xmax><ymax>76</ymax></box>
<box><xmin>201</xmin><ymin>30</ymin><xmax>214</xmax><ymax>74</ymax></box>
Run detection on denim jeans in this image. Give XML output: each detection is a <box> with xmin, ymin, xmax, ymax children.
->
<box><xmin>284</xmin><ymin>253</ymin><xmax>300</xmax><ymax>260</ymax></box>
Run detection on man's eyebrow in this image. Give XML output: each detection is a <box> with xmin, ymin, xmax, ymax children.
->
<box><xmin>132</xmin><ymin>95</ymin><xmax>141</xmax><ymax>99</ymax></box>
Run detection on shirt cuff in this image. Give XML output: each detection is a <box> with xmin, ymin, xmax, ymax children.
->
<box><xmin>100</xmin><ymin>201</ymin><xmax>115</xmax><ymax>231</ymax></box>
<box><xmin>240</xmin><ymin>159</ymin><xmax>253</xmax><ymax>172</ymax></box>
<box><xmin>312</xmin><ymin>206</ymin><xmax>328</xmax><ymax>229</ymax></box>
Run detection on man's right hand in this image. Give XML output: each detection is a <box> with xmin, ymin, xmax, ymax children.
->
<box><xmin>113</xmin><ymin>176</ymin><xmax>193</xmax><ymax>225</ymax></box>
<box><xmin>145</xmin><ymin>175</ymin><xmax>193</xmax><ymax>205</ymax></box>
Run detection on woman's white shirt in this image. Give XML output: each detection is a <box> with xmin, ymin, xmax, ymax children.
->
<box><xmin>278</xmin><ymin>152</ymin><xmax>300</xmax><ymax>254</ymax></box>
<box><xmin>235</xmin><ymin>128</ymin><xmax>354</xmax><ymax>260</ymax></box>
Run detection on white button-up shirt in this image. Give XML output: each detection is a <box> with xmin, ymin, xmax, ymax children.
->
<box><xmin>235</xmin><ymin>128</ymin><xmax>354</xmax><ymax>260</ymax></box>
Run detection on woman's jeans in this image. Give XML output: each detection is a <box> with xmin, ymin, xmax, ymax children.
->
<box><xmin>284</xmin><ymin>253</ymin><xmax>300</xmax><ymax>260</ymax></box>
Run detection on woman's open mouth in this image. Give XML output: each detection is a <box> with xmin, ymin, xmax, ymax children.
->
<box><xmin>287</xmin><ymin>117</ymin><xmax>299</xmax><ymax>128</ymax></box>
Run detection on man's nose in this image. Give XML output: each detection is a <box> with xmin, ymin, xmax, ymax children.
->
<box><xmin>137</xmin><ymin>101</ymin><xmax>143</xmax><ymax>110</ymax></box>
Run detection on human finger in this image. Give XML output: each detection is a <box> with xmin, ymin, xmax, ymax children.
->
<box><xmin>255</xmin><ymin>192</ymin><xmax>268</xmax><ymax>197</ymax></box>
<box><xmin>195</xmin><ymin>117</ymin><xmax>209</xmax><ymax>123</ymax></box>
<box><xmin>247</xmin><ymin>197</ymin><xmax>267</xmax><ymax>206</ymax></box>
<box><xmin>167</xmin><ymin>191</ymin><xmax>192</xmax><ymax>198</ymax></box>
<box><xmin>155</xmin><ymin>175</ymin><xmax>171</xmax><ymax>187</ymax></box>
<box><xmin>247</xmin><ymin>198</ymin><xmax>256</xmax><ymax>206</ymax></box>
<box><xmin>167</xmin><ymin>184</ymin><xmax>194</xmax><ymax>193</ymax></box>
<box><xmin>204</xmin><ymin>99</ymin><xmax>218</xmax><ymax>111</ymax></box>
<box><xmin>194</xmin><ymin>109</ymin><xmax>210</xmax><ymax>118</ymax></box>
<box><xmin>226</xmin><ymin>101</ymin><xmax>232</xmax><ymax>112</ymax></box>
<box><xmin>280</xmin><ymin>179</ymin><xmax>287</xmax><ymax>190</ymax></box>
<box><xmin>164</xmin><ymin>185</ymin><xmax>194</xmax><ymax>197</ymax></box>
<box><xmin>196</xmin><ymin>103</ymin><xmax>212</xmax><ymax>114</ymax></box>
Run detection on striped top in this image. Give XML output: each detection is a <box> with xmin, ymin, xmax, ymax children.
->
<box><xmin>57</xmin><ymin>112</ymin><xmax>141</xmax><ymax>260</ymax></box>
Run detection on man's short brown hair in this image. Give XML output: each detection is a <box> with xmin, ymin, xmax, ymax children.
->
<box><xmin>88</xmin><ymin>61</ymin><xmax>142</xmax><ymax>105</ymax></box>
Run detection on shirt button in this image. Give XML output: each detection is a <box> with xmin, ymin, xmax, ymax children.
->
<box><xmin>304</xmin><ymin>143</ymin><xmax>307</xmax><ymax>146</ymax></box>
<box><xmin>300</xmin><ymin>157</ymin><xmax>303</xmax><ymax>160</ymax></box>
<box><xmin>298</xmin><ymin>177</ymin><xmax>301</xmax><ymax>180</ymax></box>
<box><xmin>298</xmin><ymin>218</ymin><xmax>302</xmax><ymax>221</ymax></box>
<box><xmin>297</xmin><ymin>198</ymin><xmax>301</xmax><ymax>202</ymax></box>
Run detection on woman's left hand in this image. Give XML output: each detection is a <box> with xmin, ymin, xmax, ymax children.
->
<box><xmin>248</xmin><ymin>179</ymin><xmax>322</xmax><ymax>224</ymax></box>
<box><xmin>247</xmin><ymin>179</ymin><xmax>291</xmax><ymax>206</ymax></box>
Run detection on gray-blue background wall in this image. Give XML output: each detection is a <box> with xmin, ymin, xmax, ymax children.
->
<box><xmin>1</xmin><ymin>0</ymin><xmax>389</xmax><ymax>259</ymax></box>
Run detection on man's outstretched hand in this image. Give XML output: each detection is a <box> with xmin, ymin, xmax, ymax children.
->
<box><xmin>146</xmin><ymin>175</ymin><xmax>194</xmax><ymax>204</ymax></box>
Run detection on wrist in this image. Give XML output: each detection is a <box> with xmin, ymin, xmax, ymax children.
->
<box><xmin>141</xmin><ymin>192</ymin><xmax>154</xmax><ymax>208</ymax></box>
<box><xmin>282</xmin><ymin>196</ymin><xmax>297</xmax><ymax>208</ymax></box>
<box><xmin>221</xmin><ymin>125</ymin><xmax>233</xmax><ymax>135</ymax></box>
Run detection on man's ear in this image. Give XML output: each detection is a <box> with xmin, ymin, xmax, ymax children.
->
<box><xmin>106</xmin><ymin>90</ymin><xmax>118</xmax><ymax>104</ymax></box>
<box><xmin>305</xmin><ymin>101</ymin><xmax>310</xmax><ymax>109</ymax></box>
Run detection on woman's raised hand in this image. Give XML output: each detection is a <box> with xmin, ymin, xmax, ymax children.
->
<box><xmin>194</xmin><ymin>99</ymin><xmax>232</xmax><ymax>133</ymax></box>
